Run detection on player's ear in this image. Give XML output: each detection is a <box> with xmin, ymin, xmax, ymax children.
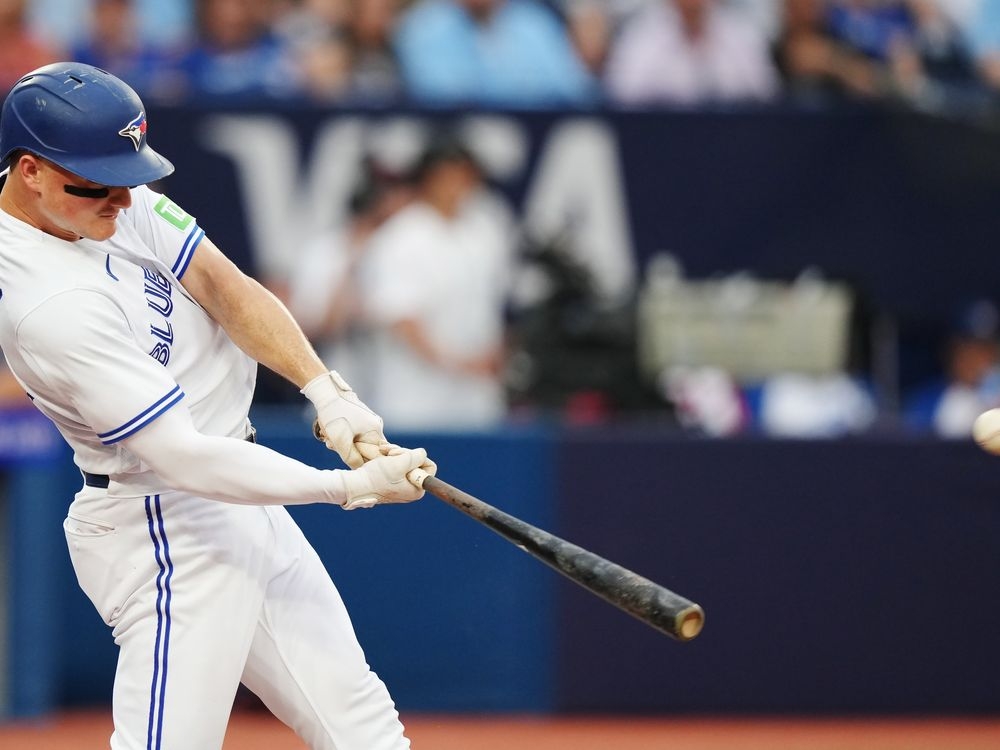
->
<box><xmin>13</xmin><ymin>151</ymin><xmax>43</xmax><ymax>188</ymax></box>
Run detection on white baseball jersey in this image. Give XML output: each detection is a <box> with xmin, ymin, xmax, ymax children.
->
<box><xmin>0</xmin><ymin>184</ymin><xmax>411</xmax><ymax>749</ymax></box>
<box><xmin>0</xmin><ymin>185</ymin><xmax>256</xmax><ymax>492</ymax></box>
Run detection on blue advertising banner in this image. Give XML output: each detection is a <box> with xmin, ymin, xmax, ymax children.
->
<box><xmin>148</xmin><ymin>105</ymin><xmax>1000</xmax><ymax>327</ymax></box>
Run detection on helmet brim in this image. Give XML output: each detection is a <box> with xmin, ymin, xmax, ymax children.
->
<box><xmin>51</xmin><ymin>144</ymin><xmax>175</xmax><ymax>187</ymax></box>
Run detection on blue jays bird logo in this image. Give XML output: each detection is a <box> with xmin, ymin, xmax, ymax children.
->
<box><xmin>118</xmin><ymin>112</ymin><xmax>147</xmax><ymax>151</ymax></box>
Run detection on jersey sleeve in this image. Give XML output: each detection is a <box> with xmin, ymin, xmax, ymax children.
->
<box><xmin>122</xmin><ymin>185</ymin><xmax>206</xmax><ymax>281</ymax></box>
<box><xmin>16</xmin><ymin>288</ymin><xmax>185</xmax><ymax>444</ymax></box>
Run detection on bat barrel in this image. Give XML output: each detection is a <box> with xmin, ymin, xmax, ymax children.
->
<box><xmin>421</xmin><ymin>475</ymin><xmax>704</xmax><ymax>642</ymax></box>
<box><xmin>519</xmin><ymin>512</ymin><xmax>704</xmax><ymax>641</ymax></box>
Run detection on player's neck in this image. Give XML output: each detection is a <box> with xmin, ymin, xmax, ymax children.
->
<box><xmin>0</xmin><ymin>180</ymin><xmax>35</xmax><ymax>228</ymax></box>
<box><xmin>0</xmin><ymin>181</ymin><xmax>82</xmax><ymax>242</ymax></box>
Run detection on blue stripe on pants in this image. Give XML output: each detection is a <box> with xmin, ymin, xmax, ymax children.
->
<box><xmin>145</xmin><ymin>495</ymin><xmax>174</xmax><ymax>750</ymax></box>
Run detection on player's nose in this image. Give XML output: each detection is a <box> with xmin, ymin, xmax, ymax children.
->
<box><xmin>108</xmin><ymin>186</ymin><xmax>132</xmax><ymax>208</ymax></box>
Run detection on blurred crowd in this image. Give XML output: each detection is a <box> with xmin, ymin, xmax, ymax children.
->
<box><xmin>2</xmin><ymin>0</ymin><xmax>1000</xmax><ymax>112</ymax></box>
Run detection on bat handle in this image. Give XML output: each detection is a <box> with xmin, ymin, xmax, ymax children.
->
<box><xmin>352</xmin><ymin>436</ymin><xmax>429</xmax><ymax>489</ymax></box>
<box><xmin>408</xmin><ymin>467</ymin><xmax>430</xmax><ymax>489</ymax></box>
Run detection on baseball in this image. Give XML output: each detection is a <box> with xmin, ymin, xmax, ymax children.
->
<box><xmin>973</xmin><ymin>408</ymin><xmax>1000</xmax><ymax>454</ymax></box>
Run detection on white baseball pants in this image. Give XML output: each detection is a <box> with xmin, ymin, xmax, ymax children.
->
<box><xmin>63</xmin><ymin>485</ymin><xmax>410</xmax><ymax>750</ymax></box>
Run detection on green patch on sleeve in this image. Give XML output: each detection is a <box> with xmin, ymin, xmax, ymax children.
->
<box><xmin>153</xmin><ymin>195</ymin><xmax>194</xmax><ymax>231</ymax></box>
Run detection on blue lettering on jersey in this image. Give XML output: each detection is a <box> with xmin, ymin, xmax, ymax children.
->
<box><xmin>150</xmin><ymin>321</ymin><xmax>173</xmax><ymax>344</ymax></box>
<box><xmin>143</xmin><ymin>269</ymin><xmax>173</xmax><ymax>316</ymax></box>
<box><xmin>149</xmin><ymin>342</ymin><xmax>171</xmax><ymax>365</ymax></box>
<box><xmin>143</xmin><ymin>268</ymin><xmax>175</xmax><ymax>365</ymax></box>
<box><xmin>105</xmin><ymin>255</ymin><xmax>119</xmax><ymax>281</ymax></box>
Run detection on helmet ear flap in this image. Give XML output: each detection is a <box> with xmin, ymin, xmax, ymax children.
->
<box><xmin>0</xmin><ymin>63</ymin><xmax>174</xmax><ymax>187</ymax></box>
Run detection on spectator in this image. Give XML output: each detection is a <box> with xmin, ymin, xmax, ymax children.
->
<box><xmin>904</xmin><ymin>299</ymin><xmax>1000</xmax><ymax>437</ymax></box>
<box><xmin>292</xmin><ymin>28</ymin><xmax>356</xmax><ymax>101</ymax></box>
<box><xmin>174</xmin><ymin>0</ymin><xmax>301</xmax><ymax>101</ymax></box>
<box><xmin>562</xmin><ymin>0</ymin><xmax>613</xmax><ymax>76</ymax></box>
<box><xmin>359</xmin><ymin>134</ymin><xmax>517</xmax><ymax>431</ymax></box>
<box><xmin>558</xmin><ymin>0</ymin><xmax>674</xmax><ymax>78</ymax></box>
<box><xmin>774</xmin><ymin>0</ymin><xmax>975</xmax><ymax>107</ymax></box>
<box><xmin>728</xmin><ymin>0</ymin><xmax>783</xmax><ymax>42</ymax></box>
<box><xmin>822</xmin><ymin>0</ymin><xmax>930</xmax><ymax>102</ymax></box>
<box><xmin>757</xmin><ymin>371</ymin><xmax>877</xmax><ymax>437</ymax></box>
<box><xmin>394</xmin><ymin>0</ymin><xmax>598</xmax><ymax>108</ymax></box>
<box><xmin>604</xmin><ymin>0</ymin><xmax>780</xmax><ymax>107</ymax></box>
<box><xmin>274</xmin><ymin>0</ymin><xmax>403</xmax><ymax>103</ymax></box>
<box><xmin>27</xmin><ymin>0</ymin><xmax>192</xmax><ymax>53</ymax></box>
<box><xmin>930</xmin><ymin>0</ymin><xmax>981</xmax><ymax>47</ymax></box>
<box><xmin>0</xmin><ymin>0</ymin><xmax>62</xmax><ymax>94</ymax></box>
<box><xmin>773</xmin><ymin>0</ymin><xmax>888</xmax><ymax>101</ymax></box>
<box><xmin>287</xmin><ymin>156</ymin><xmax>412</xmax><ymax>390</ymax></box>
<box><xmin>958</xmin><ymin>0</ymin><xmax>1000</xmax><ymax>97</ymax></box>
<box><xmin>907</xmin><ymin>0</ymin><xmax>977</xmax><ymax>89</ymax></box>
<box><xmin>70</xmin><ymin>0</ymin><xmax>185</xmax><ymax>102</ymax></box>
<box><xmin>347</xmin><ymin>0</ymin><xmax>404</xmax><ymax>101</ymax></box>
<box><xmin>273</xmin><ymin>0</ymin><xmax>351</xmax><ymax>42</ymax></box>
<box><xmin>825</xmin><ymin>0</ymin><xmax>918</xmax><ymax>60</ymax></box>
<box><xmin>272</xmin><ymin>0</ymin><xmax>353</xmax><ymax>100</ymax></box>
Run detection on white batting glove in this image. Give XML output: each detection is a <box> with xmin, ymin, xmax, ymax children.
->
<box><xmin>302</xmin><ymin>370</ymin><xmax>387</xmax><ymax>469</ymax></box>
<box><xmin>339</xmin><ymin>446</ymin><xmax>436</xmax><ymax>510</ymax></box>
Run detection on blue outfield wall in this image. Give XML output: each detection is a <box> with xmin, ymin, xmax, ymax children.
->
<box><xmin>5</xmin><ymin>411</ymin><xmax>1000</xmax><ymax>716</ymax></box>
<box><xmin>554</xmin><ymin>431</ymin><xmax>1000</xmax><ymax>714</ymax></box>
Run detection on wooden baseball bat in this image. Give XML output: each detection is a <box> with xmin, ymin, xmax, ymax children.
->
<box><xmin>411</xmin><ymin>470</ymin><xmax>704</xmax><ymax>642</ymax></box>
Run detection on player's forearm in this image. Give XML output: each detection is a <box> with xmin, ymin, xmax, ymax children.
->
<box><xmin>215</xmin><ymin>274</ymin><xmax>327</xmax><ymax>388</ymax></box>
<box><xmin>123</xmin><ymin>411</ymin><xmax>348</xmax><ymax>506</ymax></box>
<box><xmin>163</xmin><ymin>436</ymin><xmax>348</xmax><ymax>506</ymax></box>
<box><xmin>181</xmin><ymin>237</ymin><xmax>327</xmax><ymax>388</ymax></box>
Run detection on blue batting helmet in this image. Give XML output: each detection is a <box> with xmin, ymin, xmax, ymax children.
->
<box><xmin>0</xmin><ymin>62</ymin><xmax>174</xmax><ymax>187</ymax></box>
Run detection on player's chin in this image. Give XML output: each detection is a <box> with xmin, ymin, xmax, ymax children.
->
<box><xmin>83</xmin><ymin>219</ymin><xmax>119</xmax><ymax>241</ymax></box>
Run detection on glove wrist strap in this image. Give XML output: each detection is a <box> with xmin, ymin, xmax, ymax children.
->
<box><xmin>301</xmin><ymin>370</ymin><xmax>351</xmax><ymax>405</ymax></box>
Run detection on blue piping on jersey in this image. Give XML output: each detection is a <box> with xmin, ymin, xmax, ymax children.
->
<box><xmin>171</xmin><ymin>225</ymin><xmax>204</xmax><ymax>280</ymax></box>
<box><xmin>97</xmin><ymin>386</ymin><xmax>184</xmax><ymax>444</ymax></box>
<box><xmin>145</xmin><ymin>494</ymin><xmax>173</xmax><ymax>750</ymax></box>
<box><xmin>105</xmin><ymin>254</ymin><xmax>119</xmax><ymax>281</ymax></box>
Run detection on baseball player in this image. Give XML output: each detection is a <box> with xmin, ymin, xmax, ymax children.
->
<box><xmin>0</xmin><ymin>62</ymin><xmax>434</xmax><ymax>750</ymax></box>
